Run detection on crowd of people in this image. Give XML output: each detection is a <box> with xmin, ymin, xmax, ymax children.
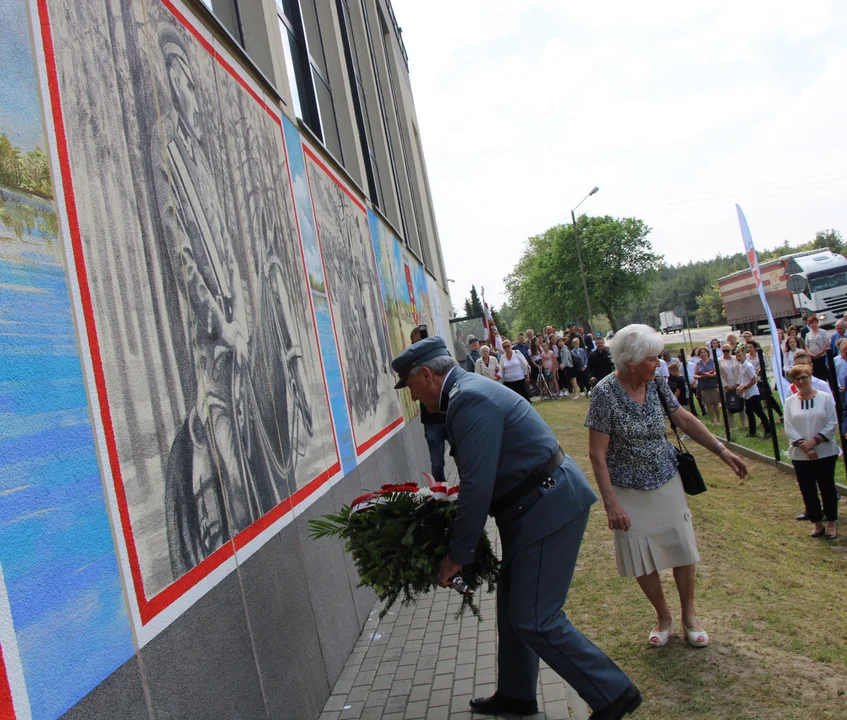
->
<box><xmin>462</xmin><ymin>323</ymin><xmax>615</xmax><ymax>402</ymax></box>
<box><xmin>461</xmin><ymin>313</ymin><xmax>842</xmax><ymax>548</ymax></box>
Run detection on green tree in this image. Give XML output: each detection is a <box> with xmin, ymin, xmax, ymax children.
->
<box><xmin>0</xmin><ymin>134</ymin><xmax>53</xmax><ymax>198</ymax></box>
<box><xmin>462</xmin><ymin>285</ymin><xmax>483</xmax><ymax>317</ymax></box>
<box><xmin>813</xmin><ymin>228</ymin><xmax>844</xmax><ymax>255</ymax></box>
<box><xmin>489</xmin><ymin>306</ymin><xmax>512</xmax><ymax>339</ymax></box>
<box><xmin>694</xmin><ymin>282</ymin><xmax>726</xmax><ymax>326</ymax></box>
<box><xmin>492</xmin><ymin>303</ymin><xmax>515</xmax><ymax>339</ymax></box>
<box><xmin>505</xmin><ymin>215</ymin><xmax>661</xmax><ymax>331</ymax></box>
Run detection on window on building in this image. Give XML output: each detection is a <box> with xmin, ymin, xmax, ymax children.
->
<box><xmin>276</xmin><ymin>0</ymin><xmax>344</xmax><ymax>163</ymax></box>
<box><xmin>337</xmin><ymin>0</ymin><xmax>384</xmax><ymax>209</ymax></box>
<box><xmin>376</xmin><ymin>9</ymin><xmax>425</xmax><ymax>259</ymax></box>
<box><xmin>201</xmin><ymin>0</ymin><xmax>245</xmax><ymax>47</ymax></box>
<box><xmin>357</xmin><ymin>1</ymin><xmax>409</xmax><ymax>239</ymax></box>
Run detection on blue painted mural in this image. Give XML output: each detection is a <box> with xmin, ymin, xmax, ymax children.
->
<box><xmin>282</xmin><ymin>117</ymin><xmax>356</xmax><ymax>475</ymax></box>
<box><xmin>0</xmin><ymin>1</ymin><xmax>134</xmax><ymax>717</ymax></box>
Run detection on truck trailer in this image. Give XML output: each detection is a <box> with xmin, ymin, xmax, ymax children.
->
<box><xmin>718</xmin><ymin>248</ymin><xmax>847</xmax><ymax>334</ymax></box>
<box><xmin>659</xmin><ymin>310</ymin><xmax>684</xmax><ymax>333</ymax></box>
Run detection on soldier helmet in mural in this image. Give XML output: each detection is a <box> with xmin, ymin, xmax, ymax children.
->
<box><xmin>159</xmin><ymin>26</ymin><xmax>190</xmax><ymax>72</ymax></box>
<box><xmin>159</xmin><ymin>27</ymin><xmax>195</xmax><ymax>101</ymax></box>
<box><xmin>159</xmin><ymin>27</ymin><xmax>203</xmax><ymax>141</ymax></box>
<box><xmin>391</xmin><ymin>337</ymin><xmax>450</xmax><ymax>389</ymax></box>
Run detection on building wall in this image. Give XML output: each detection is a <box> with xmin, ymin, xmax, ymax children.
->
<box><xmin>0</xmin><ymin>0</ymin><xmax>450</xmax><ymax>717</ymax></box>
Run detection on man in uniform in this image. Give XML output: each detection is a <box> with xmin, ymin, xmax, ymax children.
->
<box><xmin>392</xmin><ymin>338</ymin><xmax>641</xmax><ymax>719</ymax></box>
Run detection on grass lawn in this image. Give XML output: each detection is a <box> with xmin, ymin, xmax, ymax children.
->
<box><xmin>535</xmin><ymin>398</ymin><xmax>847</xmax><ymax>720</ymax></box>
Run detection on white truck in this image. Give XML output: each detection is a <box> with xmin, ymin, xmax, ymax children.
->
<box><xmin>718</xmin><ymin>248</ymin><xmax>847</xmax><ymax>334</ymax></box>
<box><xmin>659</xmin><ymin>310</ymin><xmax>684</xmax><ymax>334</ymax></box>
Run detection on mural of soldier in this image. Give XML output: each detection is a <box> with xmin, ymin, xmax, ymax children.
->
<box><xmin>306</xmin><ymin>153</ymin><xmax>401</xmax><ymax>447</ymax></box>
<box><xmin>152</xmin><ymin>28</ymin><xmax>314</xmax><ymax>575</ymax></box>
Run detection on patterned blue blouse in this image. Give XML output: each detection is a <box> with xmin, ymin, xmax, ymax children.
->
<box><xmin>585</xmin><ymin>373</ymin><xmax>680</xmax><ymax>490</ymax></box>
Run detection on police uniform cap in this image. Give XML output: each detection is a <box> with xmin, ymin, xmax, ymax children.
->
<box><xmin>467</xmin><ymin>335</ymin><xmax>479</xmax><ymax>344</ymax></box>
<box><xmin>391</xmin><ymin>337</ymin><xmax>449</xmax><ymax>389</ymax></box>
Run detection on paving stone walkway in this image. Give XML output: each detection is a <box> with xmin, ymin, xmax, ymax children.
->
<box><xmin>318</xmin><ymin>519</ymin><xmax>590</xmax><ymax>720</ymax></box>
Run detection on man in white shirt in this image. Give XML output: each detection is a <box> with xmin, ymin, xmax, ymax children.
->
<box><xmin>735</xmin><ymin>348</ymin><xmax>772</xmax><ymax>438</ymax></box>
<box><xmin>658</xmin><ymin>357</ymin><xmax>670</xmax><ymax>379</ymax></box>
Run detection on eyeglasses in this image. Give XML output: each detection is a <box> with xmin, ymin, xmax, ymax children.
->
<box><xmin>794</xmin><ymin>375</ymin><xmax>811</xmax><ymax>380</ymax></box>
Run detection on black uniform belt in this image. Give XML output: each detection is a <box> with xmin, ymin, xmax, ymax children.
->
<box><xmin>489</xmin><ymin>445</ymin><xmax>566</xmax><ymax>519</ymax></box>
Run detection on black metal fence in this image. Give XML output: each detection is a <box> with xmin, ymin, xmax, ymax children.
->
<box><xmin>678</xmin><ymin>343</ymin><xmax>847</xmax><ymax>473</ymax></box>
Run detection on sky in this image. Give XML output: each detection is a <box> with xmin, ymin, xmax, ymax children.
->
<box><xmin>392</xmin><ymin>0</ymin><xmax>847</xmax><ymax>309</ymax></box>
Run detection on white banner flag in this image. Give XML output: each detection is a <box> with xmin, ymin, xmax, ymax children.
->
<box><xmin>736</xmin><ymin>205</ymin><xmax>786</xmax><ymax>404</ymax></box>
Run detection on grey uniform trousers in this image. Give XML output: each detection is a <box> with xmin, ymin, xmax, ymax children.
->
<box><xmin>496</xmin><ymin>507</ymin><xmax>631</xmax><ymax>711</ymax></box>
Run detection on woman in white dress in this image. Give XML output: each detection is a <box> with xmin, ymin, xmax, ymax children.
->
<box><xmin>474</xmin><ymin>345</ymin><xmax>500</xmax><ymax>381</ymax></box>
<box><xmin>718</xmin><ymin>343</ymin><xmax>741</xmax><ymax>428</ymax></box>
<box><xmin>804</xmin><ymin>315</ymin><xmax>830</xmax><ymax>381</ymax></box>
<box><xmin>586</xmin><ymin>325</ymin><xmax>748</xmax><ymax>649</ymax></box>
<box><xmin>783</xmin><ymin>336</ymin><xmax>800</xmax><ymax>378</ymax></box>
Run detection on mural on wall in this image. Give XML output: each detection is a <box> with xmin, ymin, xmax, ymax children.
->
<box><xmin>282</xmin><ymin>118</ymin><xmax>356</xmax><ymax>475</ymax></box>
<box><xmin>0</xmin><ymin>0</ymin><xmax>135</xmax><ymax>716</ymax></box>
<box><xmin>304</xmin><ymin>150</ymin><xmax>402</xmax><ymax>454</ymax></box>
<box><xmin>408</xmin><ymin>259</ymin><xmax>434</xmax><ymax>338</ymax></box>
<box><xmin>368</xmin><ymin>210</ymin><xmax>443</xmax><ymax>421</ymax></box>
<box><xmin>426</xmin><ymin>273</ymin><xmax>450</xmax><ymax>343</ymax></box>
<box><xmin>40</xmin><ymin>0</ymin><xmax>338</xmax><ymax>625</ymax></box>
<box><xmin>369</xmin><ymin>210</ymin><xmax>405</xmax><ymax>359</ymax></box>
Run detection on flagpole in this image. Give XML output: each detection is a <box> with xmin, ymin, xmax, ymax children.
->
<box><xmin>736</xmin><ymin>206</ymin><xmax>786</xmax><ymax>407</ymax></box>
<box><xmin>481</xmin><ymin>286</ymin><xmax>493</xmax><ymax>344</ymax></box>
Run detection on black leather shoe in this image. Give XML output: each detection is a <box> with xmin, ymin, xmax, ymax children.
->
<box><xmin>469</xmin><ymin>692</ymin><xmax>538</xmax><ymax>716</ymax></box>
<box><xmin>796</xmin><ymin>510</ymin><xmax>809</xmax><ymax>521</ymax></box>
<box><xmin>589</xmin><ymin>683</ymin><xmax>643</xmax><ymax>719</ymax></box>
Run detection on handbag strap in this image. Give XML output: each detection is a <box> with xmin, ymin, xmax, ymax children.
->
<box><xmin>654</xmin><ymin>375</ymin><xmax>689</xmax><ymax>453</ymax></box>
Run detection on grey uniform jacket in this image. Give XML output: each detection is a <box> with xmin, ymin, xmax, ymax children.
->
<box><xmin>442</xmin><ymin>369</ymin><xmax>597</xmax><ymax>565</ymax></box>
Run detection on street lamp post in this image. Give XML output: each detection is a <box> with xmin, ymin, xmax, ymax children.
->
<box><xmin>571</xmin><ymin>186</ymin><xmax>599</xmax><ymax>332</ymax></box>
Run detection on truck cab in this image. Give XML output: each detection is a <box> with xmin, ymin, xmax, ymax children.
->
<box><xmin>787</xmin><ymin>250</ymin><xmax>847</xmax><ymax>327</ymax></box>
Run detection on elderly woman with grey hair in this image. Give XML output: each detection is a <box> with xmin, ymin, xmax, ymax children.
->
<box><xmin>474</xmin><ymin>344</ymin><xmax>501</xmax><ymax>381</ymax></box>
<box><xmin>586</xmin><ymin>324</ymin><xmax>748</xmax><ymax>649</ymax></box>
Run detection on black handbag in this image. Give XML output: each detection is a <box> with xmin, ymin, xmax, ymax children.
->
<box><xmin>725</xmin><ymin>389</ymin><xmax>743</xmax><ymax>413</ymax></box>
<box><xmin>655</xmin><ymin>377</ymin><xmax>708</xmax><ymax>496</ymax></box>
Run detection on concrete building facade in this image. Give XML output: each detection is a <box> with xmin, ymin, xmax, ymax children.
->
<box><xmin>0</xmin><ymin>1</ymin><xmax>450</xmax><ymax>717</ymax></box>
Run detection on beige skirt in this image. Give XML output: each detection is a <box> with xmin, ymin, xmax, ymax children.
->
<box><xmin>613</xmin><ymin>472</ymin><xmax>700</xmax><ymax>577</ymax></box>
<box><xmin>700</xmin><ymin>388</ymin><xmax>721</xmax><ymax>405</ymax></box>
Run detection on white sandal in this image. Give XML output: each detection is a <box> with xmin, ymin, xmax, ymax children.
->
<box><xmin>682</xmin><ymin>622</ymin><xmax>709</xmax><ymax>648</ymax></box>
<box><xmin>649</xmin><ymin>619</ymin><xmax>673</xmax><ymax>647</ymax></box>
